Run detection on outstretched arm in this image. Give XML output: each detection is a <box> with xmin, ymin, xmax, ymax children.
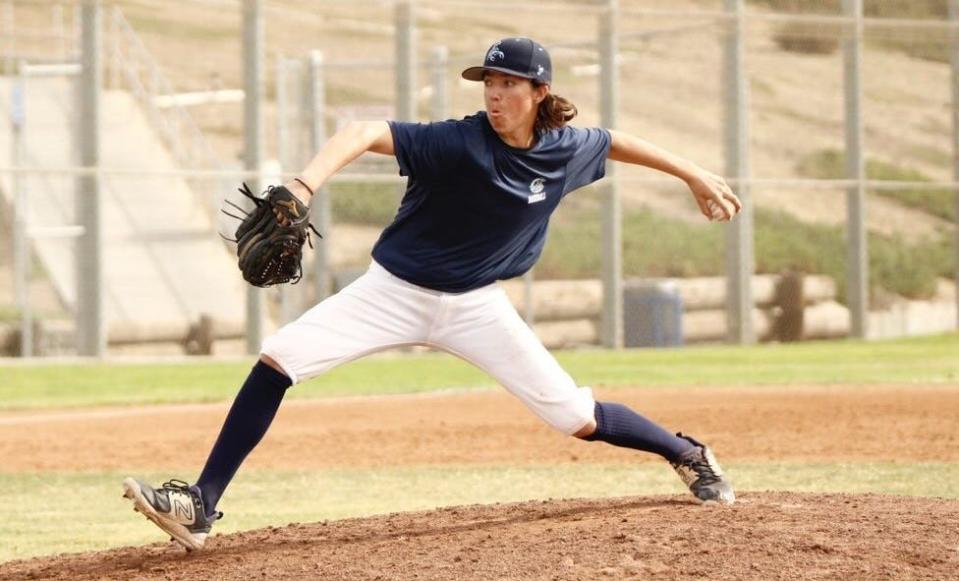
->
<box><xmin>607</xmin><ymin>129</ymin><xmax>742</xmax><ymax>222</ymax></box>
<box><xmin>285</xmin><ymin>120</ymin><xmax>394</xmax><ymax>203</ymax></box>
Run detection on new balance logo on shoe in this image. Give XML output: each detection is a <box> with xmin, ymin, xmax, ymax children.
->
<box><xmin>173</xmin><ymin>498</ymin><xmax>194</xmax><ymax>522</ymax></box>
<box><xmin>122</xmin><ymin>477</ymin><xmax>222</xmax><ymax>551</ymax></box>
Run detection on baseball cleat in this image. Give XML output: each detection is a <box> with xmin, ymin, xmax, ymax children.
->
<box><xmin>122</xmin><ymin>477</ymin><xmax>222</xmax><ymax>551</ymax></box>
<box><xmin>670</xmin><ymin>433</ymin><xmax>735</xmax><ymax>505</ymax></box>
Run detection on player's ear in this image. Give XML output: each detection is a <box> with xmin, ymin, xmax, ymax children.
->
<box><xmin>533</xmin><ymin>82</ymin><xmax>549</xmax><ymax>104</ymax></box>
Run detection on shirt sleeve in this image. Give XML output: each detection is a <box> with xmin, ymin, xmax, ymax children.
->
<box><xmin>563</xmin><ymin>127</ymin><xmax>612</xmax><ymax>195</ymax></box>
<box><xmin>388</xmin><ymin>120</ymin><xmax>464</xmax><ymax>181</ymax></box>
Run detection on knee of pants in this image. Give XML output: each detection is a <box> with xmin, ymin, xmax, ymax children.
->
<box><xmin>533</xmin><ymin>386</ymin><xmax>597</xmax><ymax>437</ymax></box>
<box><xmin>259</xmin><ymin>333</ymin><xmax>300</xmax><ymax>385</ymax></box>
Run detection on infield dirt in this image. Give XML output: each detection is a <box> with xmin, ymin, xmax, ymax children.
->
<box><xmin>1</xmin><ymin>384</ymin><xmax>958</xmax><ymax>579</ymax></box>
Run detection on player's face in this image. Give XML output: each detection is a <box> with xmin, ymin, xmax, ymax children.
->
<box><xmin>483</xmin><ymin>72</ymin><xmax>546</xmax><ymax>138</ymax></box>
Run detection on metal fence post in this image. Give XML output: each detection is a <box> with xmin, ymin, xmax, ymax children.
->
<box><xmin>77</xmin><ymin>0</ymin><xmax>104</xmax><ymax>356</ymax></box>
<box><xmin>12</xmin><ymin>62</ymin><xmax>30</xmax><ymax>356</ymax></box>
<box><xmin>308</xmin><ymin>50</ymin><xmax>332</xmax><ymax>302</ymax></box>
<box><xmin>53</xmin><ymin>3</ymin><xmax>67</xmax><ymax>62</ymax></box>
<box><xmin>950</xmin><ymin>1</ymin><xmax>959</xmax><ymax>330</ymax></box>
<box><xmin>3</xmin><ymin>1</ymin><xmax>14</xmax><ymax>74</ymax></box>
<box><xmin>108</xmin><ymin>6</ymin><xmax>119</xmax><ymax>89</ymax></box>
<box><xmin>395</xmin><ymin>0</ymin><xmax>416</xmax><ymax>122</ymax></box>
<box><xmin>599</xmin><ymin>0</ymin><xmax>622</xmax><ymax>348</ymax></box>
<box><xmin>274</xmin><ymin>56</ymin><xmax>290</xmax><ymax>171</ymax></box>
<box><xmin>244</xmin><ymin>0</ymin><xmax>265</xmax><ymax>353</ymax></box>
<box><xmin>430</xmin><ymin>45</ymin><xmax>448</xmax><ymax>121</ymax></box>
<box><xmin>276</xmin><ymin>56</ymin><xmax>297</xmax><ymax>323</ymax></box>
<box><xmin>723</xmin><ymin>0</ymin><xmax>755</xmax><ymax>344</ymax></box>
<box><xmin>843</xmin><ymin>0</ymin><xmax>867</xmax><ymax>338</ymax></box>
<box><xmin>71</xmin><ymin>1</ymin><xmax>81</xmax><ymax>60</ymax></box>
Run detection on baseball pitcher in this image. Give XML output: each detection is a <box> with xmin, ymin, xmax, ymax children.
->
<box><xmin>123</xmin><ymin>37</ymin><xmax>741</xmax><ymax>551</ymax></box>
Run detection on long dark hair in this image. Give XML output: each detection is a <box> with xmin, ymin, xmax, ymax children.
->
<box><xmin>534</xmin><ymin>87</ymin><xmax>577</xmax><ymax>134</ymax></box>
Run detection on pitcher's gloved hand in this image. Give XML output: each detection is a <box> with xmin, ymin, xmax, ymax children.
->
<box><xmin>223</xmin><ymin>183</ymin><xmax>321</xmax><ymax>287</ymax></box>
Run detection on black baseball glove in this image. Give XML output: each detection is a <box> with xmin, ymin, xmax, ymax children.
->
<box><xmin>222</xmin><ymin>182</ymin><xmax>321</xmax><ymax>287</ymax></box>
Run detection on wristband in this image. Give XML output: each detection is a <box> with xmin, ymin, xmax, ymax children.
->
<box><xmin>293</xmin><ymin>177</ymin><xmax>315</xmax><ymax>197</ymax></box>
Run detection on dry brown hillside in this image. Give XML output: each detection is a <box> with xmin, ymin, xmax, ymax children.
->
<box><xmin>8</xmin><ymin>0</ymin><xmax>955</xmax><ymax>240</ymax></box>
<box><xmin>3</xmin><ymin>0</ymin><xmax>952</xmax><ymax>245</ymax></box>
<box><xmin>101</xmin><ymin>0</ymin><xmax>955</xmax><ymax>236</ymax></box>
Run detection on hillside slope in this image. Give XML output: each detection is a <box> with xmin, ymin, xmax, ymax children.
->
<box><xmin>97</xmin><ymin>0</ymin><xmax>955</xmax><ymax>237</ymax></box>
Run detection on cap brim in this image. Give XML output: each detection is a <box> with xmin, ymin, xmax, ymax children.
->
<box><xmin>461</xmin><ymin>65</ymin><xmax>541</xmax><ymax>82</ymax></box>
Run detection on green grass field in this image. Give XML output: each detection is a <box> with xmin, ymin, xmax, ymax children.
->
<box><xmin>1</xmin><ymin>334</ymin><xmax>957</xmax><ymax>563</ymax></box>
<box><xmin>2</xmin><ymin>333</ymin><xmax>957</xmax><ymax>410</ymax></box>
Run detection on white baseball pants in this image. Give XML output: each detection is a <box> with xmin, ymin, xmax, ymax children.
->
<box><xmin>261</xmin><ymin>261</ymin><xmax>596</xmax><ymax>435</ymax></box>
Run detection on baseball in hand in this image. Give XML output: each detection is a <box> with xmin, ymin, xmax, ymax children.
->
<box><xmin>707</xmin><ymin>199</ymin><xmax>725</xmax><ymax>221</ymax></box>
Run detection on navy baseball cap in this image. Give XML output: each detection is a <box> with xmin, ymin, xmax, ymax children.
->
<box><xmin>461</xmin><ymin>37</ymin><xmax>552</xmax><ymax>85</ymax></box>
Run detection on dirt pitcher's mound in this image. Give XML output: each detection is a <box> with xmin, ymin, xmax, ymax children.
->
<box><xmin>4</xmin><ymin>492</ymin><xmax>958</xmax><ymax>580</ymax></box>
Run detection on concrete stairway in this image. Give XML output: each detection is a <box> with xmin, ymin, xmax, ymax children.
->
<box><xmin>0</xmin><ymin>74</ymin><xmax>246</xmax><ymax>343</ymax></box>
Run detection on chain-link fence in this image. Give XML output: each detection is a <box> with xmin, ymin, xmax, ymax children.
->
<box><xmin>0</xmin><ymin>0</ymin><xmax>956</xmax><ymax>357</ymax></box>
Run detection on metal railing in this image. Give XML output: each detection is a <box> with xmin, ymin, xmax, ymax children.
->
<box><xmin>106</xmin><ymin>6</ymin><xmax>226</xmax><ymax>215</ymax></box>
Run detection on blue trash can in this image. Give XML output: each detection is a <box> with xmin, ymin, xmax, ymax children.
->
<box><xmin>623</xmin><ymin>281</ymin><xmax>683</xmax><ymax>347</ymax></box>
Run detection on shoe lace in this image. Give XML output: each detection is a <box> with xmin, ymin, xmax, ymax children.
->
<box><xmin>161</xmin><ymin>478</ymin><xmax>192</xmax><ymax>493</ymax></box>
<box><xmin>160</xmin><ymin>479</ymin><xmax>223</xmax><ymax>523</ymax></box>
<box><xmin>162</xmin><ymin>479</ymin><xmax>203</xmax><ymax>512</ymax></box>
<box><xmin>683</xmin><ymin>453</ymin><xmax>722</xmax><ymax>486</ymax></box>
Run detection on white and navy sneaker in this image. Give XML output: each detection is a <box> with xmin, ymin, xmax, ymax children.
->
<box><xmin>670</xmin><ymin>433</ymin><xmax>735</xmax><ymax>505</ymax></box>
<box><xmin>122</xmin><ymin>477</ymin><xmax>222</xmax><ymax>550</ymax></box>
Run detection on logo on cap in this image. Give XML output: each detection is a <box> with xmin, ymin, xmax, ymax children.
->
<box><xmin>486</xmin><ymin>42</ymin><xmax>505</xmax><ymax>63</ymax></box>
<box><xmin>462</xmin><ymin>37</ymin><xmax>552</xmax><ymax>84</ymax></box>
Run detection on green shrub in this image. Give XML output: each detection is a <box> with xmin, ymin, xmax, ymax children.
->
<box><xmin>753</xmin><ymin>209</ymin><xmax>951</xmax><ymax>301</ymax></box>
<box><xmin>868</xmin><ymin>232</ymin><xmax>949</xmax><ymax>298</ymax></box>
<box><xmin>751</xmin><ymin>0</ymin><xmax>952</xmax><ymax>62</ymax></box>
<box><xmin>536</xmin><ymin>206</ymin><xmax>602</xmax><ymax>279</ymax></box>
<box><xmin>330</xmin><ymin>182</ymin><xmax>401</xmax><ymax>226</ymax></box>
<box><xmin>0</xmin><ymin>306</ymin><xmax>21</xmax><ymax>323</ymax></box>
<box><xmin>622</xmin><ymin>210</ymin><xmax>724</xmax><ymax>278</ymax></box>
<box><xmin>751</xmin><ymin>0</ymin><xmax>945</xmax><ymax>18</ymax></box>
<box><xmin>333</xmin><ymin>182</ymin><xmax>951</xmax><ymax>302</ymax></box>
<box><xmin>538</xmin><ymin>204</ymin><xmax>951</xmax><ymax>302</ymax></box>
<box><xmin>864</xmin><ymin>0</ymin><xmax>950</xmax><ymax>64</ymax></box>
<box><xmin>538</xmin><ymin>207</ymin><xmax>727</xmax><ymax>280</ymax></box>
<box><xmin>750</xmin><ymin>0</ymin><xmax>839</xmax><ymax>14</ymax></box>
<box><xmin>797</xmin><ymin>149</ymin><xmax>955</xmax><ymax>222</ymax></box>
<box><xmin>865</xmin><ymin>0</ymin><xmax>947</xmax><ymax>20</ymax></box>
<box><xmin>752</xmin><ymin>0</ymin><xmax>841</xmax><ymax>55</ymax></box>
<box><xmin>772</xmin><ymin>22</ymin><xmax>841</xmax><ymax>55</ymax></box>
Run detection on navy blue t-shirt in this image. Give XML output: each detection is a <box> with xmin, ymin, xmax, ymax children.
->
<box><xmin>371</xmin><ymin>111</ymin><xmax>611</xmax><ymax>292</ymax></box>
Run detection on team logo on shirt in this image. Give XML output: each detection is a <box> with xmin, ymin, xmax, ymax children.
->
<box><xmin>528</xmin><ymin>178</ymin><xmax>547</xmax><ymax>204</ymax></box>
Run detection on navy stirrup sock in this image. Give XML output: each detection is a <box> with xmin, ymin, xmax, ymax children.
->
<box><xmin>196</xmin><ymin>361</ymin><xmax>291</xmax><ymax>515</ymax></box>
<box><xmin>584</xmin><ymin>401</ymin><xmax>694</xmax><ymax>462</ymax></box>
